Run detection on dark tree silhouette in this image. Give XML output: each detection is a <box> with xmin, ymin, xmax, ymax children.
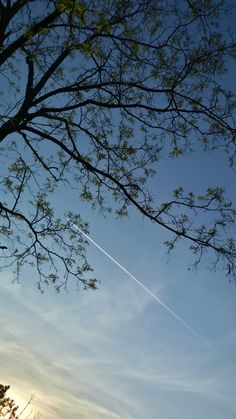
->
<box><xmin>0</xmin><ymin>384</ymin><xmax>19</xmax><ymax>418</ymax></box>
<box><xmin>0</xmin><ymin>384</ymin><xmax>39</xmax><ymax>418</ymax></box>
<box><xmin>0</xmin><ymin>0</ymin><xmax>236</xmax><ymax>289</ymax></box>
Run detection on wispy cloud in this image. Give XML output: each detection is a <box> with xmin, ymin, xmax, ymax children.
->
<box><xmin>1</xmin><ymin>268</ymin><xmax>236</xmax><ymax>419</ymax></box>
<box><xmin>0</xmin><ymin>270</ymin><xmax>162</xmax><ymax>418</ymax></box>
<box><xmin>124</xmin><ymin>366</ymin><xmax>236</xmax><ymax>404</ymax></box>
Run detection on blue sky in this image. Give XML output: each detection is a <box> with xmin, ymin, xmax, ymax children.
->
<box><xmin>1</xmin><ymin>145</ymin><xmax>236</xmax><ymax>418</ymax></box>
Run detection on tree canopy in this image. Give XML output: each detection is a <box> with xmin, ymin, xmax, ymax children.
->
<box><xmin>0</xmin><ymin>0</ymin><xmax>236</xmax><ymax>289</ymax></box>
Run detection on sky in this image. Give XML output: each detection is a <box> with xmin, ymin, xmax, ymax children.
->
<box><xmin>1</xmin><ymin>146</ymin><xmax>236</xmax><ymax>419</ymax></box>
<box><xmin>1</xmin><ymin>2</ymin><xmax>236</xmax><ymax>419</ymax></box>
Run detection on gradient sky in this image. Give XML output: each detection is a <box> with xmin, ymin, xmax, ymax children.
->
<box><xmin>1</xmin><ymin>4</ymin><xmax>236</xmax><ymax>419</ymax></box>
<box><xmin>1</xmin><ymin>145</ymin><xmax>236</xmax><ymax>419</ymax></box>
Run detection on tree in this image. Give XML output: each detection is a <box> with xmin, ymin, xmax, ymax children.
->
<box><xmin>0</xmin><ymin>0</ymin><xmax>236</xmax><ymax>289</ymax></box>
<box><xmin>0</xmin><ymin>384</ymin><xmax>39</xmax><ymax>419</ymax></box>
<box><xmin>0</xmin><ymin>384</ymin><xmax>19</xmax><ymax>418</ymax></box>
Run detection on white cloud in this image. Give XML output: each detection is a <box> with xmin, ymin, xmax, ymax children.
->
<box><xmin>1</xmin><ymin>268</ymin><xmax>236</xmax><ymax>419</ymax></box>
<box><xmin>0</xmin><ymin>270</ymin><xmax>165</xmax><ymax>418</ymax></box>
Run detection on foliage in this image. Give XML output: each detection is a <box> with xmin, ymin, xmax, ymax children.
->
<box><xmin>0</xmin><ymin>384</ymin><xmax>19</xmax><ymax>418</ymax></box>
<box><xmin>0</xmin><ymin>384</ymin><xmax>39</xmax><ymax>419</ymax></box>
<box><xmin>0</xmin><ymin>0</ymin><xmax>236</xmax><ymax>288</ymax></box>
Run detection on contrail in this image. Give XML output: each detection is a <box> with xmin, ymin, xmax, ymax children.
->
<box><xmin>67</xmin><ymin>219</ymin><xmax>222</xmax><ymax>354</ymax></box>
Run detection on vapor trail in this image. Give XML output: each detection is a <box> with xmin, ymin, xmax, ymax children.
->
<box><xmin>68</xmin><ymin>219</ymin><xmax>220</xmax><ymax>353</ymax></box>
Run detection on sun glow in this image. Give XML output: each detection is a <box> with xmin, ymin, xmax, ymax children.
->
<box><xmin>0</xmin><ymin>388</ymin><xmax>33</xmax><ymax>419</ymax></box>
